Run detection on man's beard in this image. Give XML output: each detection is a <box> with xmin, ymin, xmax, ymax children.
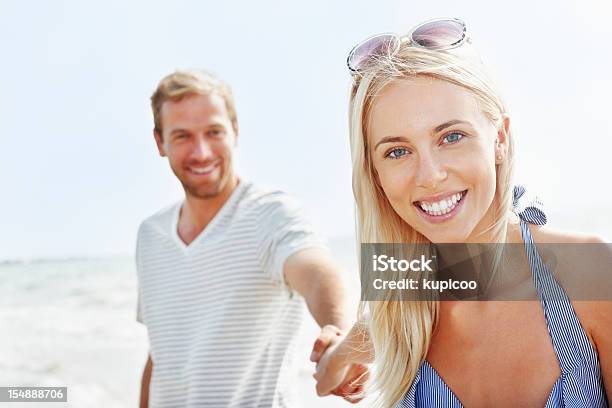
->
<box><xmin>181</xmin><ymin>177</ymin><xmax>224</xmax><ymax>199</ymax></box>
<box><xmin>173</xmin><ymin>163</ymin><xmax>226</xmax><ymax>199</ymax></box>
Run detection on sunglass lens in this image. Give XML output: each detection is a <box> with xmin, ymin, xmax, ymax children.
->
<box><xmin>348</xmin><ymin>34</ymin><xmax>399</xmax><ymax>73</ymax></box>
<box><xmin>411</xmin><ymin>19</ymin><xmax>465</xmax><ymax>48</ymax></box>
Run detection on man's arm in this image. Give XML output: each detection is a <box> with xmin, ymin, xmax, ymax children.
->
<box><xmin>283</xmin><ymin>247</ymin><xmax>352</xmax><ymax>331</ymax></box>
<box><xmin>140</xmin><ymin>353</ymin><xmax>152</xmax><ymax>408</ymax></box>
<box><xmin>283</xmin><ymin>248</ymin><xmax>370</xmax><ymax>403</ymax></box>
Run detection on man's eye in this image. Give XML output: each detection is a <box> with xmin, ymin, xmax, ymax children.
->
<box><xmin>442</xmin><ymin>132</ymin><xmax>465</xmax><ymax>144</ymax></box>
<box><xmin>174</xmin><ymin>134</ymin><xmax>188</xmax><ymax>140</ymax></box>
<box><xmin>386</xmin><ymin>147</ymin><xmax>409</xmax><ymax>159</ymax></box>
<box><xmin>209</xmin><ymin>129</ymin><xmax>224</xmax><ymax>137</ymax></box>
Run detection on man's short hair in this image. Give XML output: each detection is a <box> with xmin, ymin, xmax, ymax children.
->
<box><xmin>151</xmin><ymin>69</ymin><xmax>238</xmax><ymax>135</ymax></box>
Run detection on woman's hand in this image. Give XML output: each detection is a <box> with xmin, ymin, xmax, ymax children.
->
<box><xmin>310</xmin><ymin>325</ymin><xmax>369</xmax><ymax>403</ymax></box>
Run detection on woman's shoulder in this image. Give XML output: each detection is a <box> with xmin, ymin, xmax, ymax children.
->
<box><xmin>528</xmin><ymin>224</ymin><xmax>611</xmax><ymax>347</ymax></box>
<box><xmin>526</xmin><ymin>224</ymin><xmax>610</xmax><ymax>283</ymax></box>
<box><xmin>527</xmin><ymin>223</ymin><xmax>607</xmax><ymax>244</ymax></box>
<box><xmin>505</xmin><ymin>220</ymin><xmax>607</xmax><ymax>245</ymax></box>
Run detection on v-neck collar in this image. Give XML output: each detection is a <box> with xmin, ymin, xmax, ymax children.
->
<box><xmin>419</xmin><ymin>359</ymin><xmax>562</xmax><ymax>408</ymax></box>
<box><xmin>171</xmin><ymin>180</ymin><xmax>249</xmax><ymax>254</ymax></box>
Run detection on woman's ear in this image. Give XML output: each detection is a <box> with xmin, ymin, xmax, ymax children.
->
<box><xmin>495</xmin><ymin>114</ymin><xmax>510</xmax><ymax>164</ymax></box>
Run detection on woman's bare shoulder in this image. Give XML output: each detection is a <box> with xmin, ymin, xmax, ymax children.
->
<box><xmin>527</xmin><ymin>224</ymin><xmax>607</xmax><ymax>244</ymax></box>
<box><xmin>529</xmin><ymin>224</ymin><xmax>611</xmax><ymax>338</ymax></box>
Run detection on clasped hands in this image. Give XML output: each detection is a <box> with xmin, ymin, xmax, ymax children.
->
<box><xmin>310</xmin><ymin>325</ymin><xmax>369</xmax><ymax>403</ymax></box>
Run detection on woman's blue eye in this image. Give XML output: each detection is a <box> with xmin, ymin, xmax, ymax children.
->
<box><xmin>442</xmin><ymin>132</ymin><xmax>464</xmax><ymax>144</ymax></box>
<box><xmin>386</xmin><ymin>147</ymin><xmax>409</xmax><ymax>159</ymax></box>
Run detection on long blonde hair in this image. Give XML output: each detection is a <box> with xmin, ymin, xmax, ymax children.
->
<box><xmin>349</xmin><ymin>43</ymin><xmax>515</xmax><ymax>407</ymax></box>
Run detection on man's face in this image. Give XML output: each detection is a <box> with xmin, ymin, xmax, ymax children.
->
<box><xmin>155</xmin><ymin>93</ymin><xmax>238</xmax><ymax>199</ymax></box>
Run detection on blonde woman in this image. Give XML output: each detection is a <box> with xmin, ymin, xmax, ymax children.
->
<box><xmin>312</xmin><ymin>18</ymin><xmax>611</xmax><ymax>408</ymax></box>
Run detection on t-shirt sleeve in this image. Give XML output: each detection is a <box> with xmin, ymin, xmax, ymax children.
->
<box><xmin>256</xmin><ymin>192</ymin><xmax>327</xmax><ymax>286</ymax></box>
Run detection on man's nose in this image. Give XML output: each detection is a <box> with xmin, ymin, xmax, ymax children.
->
<box><xmin>190</xmin><ymin>136</ymin><xmax>213</xmax><ymax>161</ymax></box>
<box><xmin>414</xmin><ymin>151</ymin><xmax>448</xmax><ymax>189</ymax></box>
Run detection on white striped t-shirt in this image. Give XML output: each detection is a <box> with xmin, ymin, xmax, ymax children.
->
<box><xmin>135</xmin><ymin>180</ymin><xmax>324</xmax><ymax>407</ymax></box>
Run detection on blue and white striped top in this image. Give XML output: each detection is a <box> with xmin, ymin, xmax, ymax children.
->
<box><xmin>398</xmin><ymin>185</ymin><xmax>608</xmax><ymax>408</ymax></box>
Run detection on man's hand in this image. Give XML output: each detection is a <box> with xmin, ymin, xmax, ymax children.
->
<box><xmin>311</xmin><ymin>325</ymin><xmax>369</xmax><ymax>403</ymax></box>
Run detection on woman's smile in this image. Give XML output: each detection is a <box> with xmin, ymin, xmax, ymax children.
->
<box><xmin>414</xmin><ymin>189</ymin><xmax>468</xmax><ymax>224</ymax></box>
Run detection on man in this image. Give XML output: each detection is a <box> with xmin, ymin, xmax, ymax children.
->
<box><xmin>136</xmin><ymin>69</ymin><xmax>365</xmax><ymax>407</ymax></box>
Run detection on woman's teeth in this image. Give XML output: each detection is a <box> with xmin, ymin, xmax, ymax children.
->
<box><xmin>419</xmin><ymin>191</ymin><xmax>465</xmax><ymax>216</ymax></box>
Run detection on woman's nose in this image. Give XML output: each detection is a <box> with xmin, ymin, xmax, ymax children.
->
<box><xmin>414</xmin><ymin>152</ymin><xmax>448</xmax><ymax>189</ymax></box>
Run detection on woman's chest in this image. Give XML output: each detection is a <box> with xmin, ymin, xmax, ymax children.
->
<box><xmin>425</xmin><ymin>301</ymin><xmax>562</xmax><ymax>408</ymax></box>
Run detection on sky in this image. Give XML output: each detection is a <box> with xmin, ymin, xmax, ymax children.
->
<box><xmin>1</xmin><ymin>0</ymin><xmax>611</xmax><ymax>260</ymax></box>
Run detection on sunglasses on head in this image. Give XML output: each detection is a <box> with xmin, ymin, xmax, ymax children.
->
<box><xmin>347</xmin><ymin>18</ymin><xmax>469</xmax><ymax>75</ymax></box>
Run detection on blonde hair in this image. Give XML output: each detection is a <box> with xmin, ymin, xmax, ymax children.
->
<box><xmin>151</xmin><ymin>69</ymin><xmax>238</xmax><ymax>135</ymax></box>
<box><xmin>349</xmin><ymin>43</ymin><xmax>515</xmax><ymax>407</ymax></box>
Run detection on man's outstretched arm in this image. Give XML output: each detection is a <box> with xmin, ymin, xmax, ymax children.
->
<box><xmin>283</xmin><ymin>248</ymin><xmax>352</xmax><ymax>331</ymax></box>
<box><xmin>283</xmin><ymin>248</ymin><xmax>369</xmax><ymax>403</ymax></box>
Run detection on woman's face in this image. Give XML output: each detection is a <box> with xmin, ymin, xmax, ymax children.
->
<box><xmin>368</xmin><ymin>76</ymin><xmax>508</xmax><ymax>243</ymax></box>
